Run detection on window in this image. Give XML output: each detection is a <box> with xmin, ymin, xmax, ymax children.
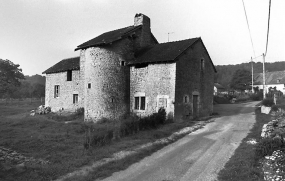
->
<box><xmin>88</xmin><ymin>83</ymin><xmax>91</xmax><ymax>89</ymax></box>
<box><xmin>73</xmin><ymin>94</ymin><xmax>78</xmax><ymax>104</ymax></box>
<box><xmin>184</xmin><ymin>95</ymin><xmax>189</xmax><ymax>103</ymax></box>
<box><xmin>67</xmin><ymin>70</ymin><xmax>72</xmax><ymax>81</ymax></box>
<box><xmin>200</xmin><ymin>59</ymin><xmax>205</xmax><ymax>71</ymax></box>
<box><xmin>134</xmin><ymin>96</ymin><xmax>145</xmax><ymax>110</ymax></box>
<box><xmin>54</xmin><ymin>85</ymin><xmax>60</xmax><ymax>98</ymax></box>
<box><xmin>158</xmin><ymin>98</ymin><xmax>167</xmax><ymax>108</ymax></box>
<box><xmin>121</xmin><ymin>61</ymin><xmax>125</xmax><ymax>66</ymax></box>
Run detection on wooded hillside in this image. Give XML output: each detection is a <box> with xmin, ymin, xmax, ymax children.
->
<box><xmin>215</xmin><ymin>61</ymin><xmax>285</xmax><ymax>89</ymax></box>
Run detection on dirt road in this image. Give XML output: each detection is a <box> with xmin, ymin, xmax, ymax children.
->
<box><xmin>101</xmin><ymin>102</ymin><xmax>258</xmax><ymax>181</ymax></box>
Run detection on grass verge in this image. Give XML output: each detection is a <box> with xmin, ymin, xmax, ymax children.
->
<box><xmin>0</xmin><ymin>102</ymin><xmax>201</xmax><ymax>181</ymax></box>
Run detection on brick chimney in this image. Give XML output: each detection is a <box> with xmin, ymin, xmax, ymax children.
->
<box><xmin>134</xmin><ymin>13</ymin><xmax>152</xmax><ymax>49</ymax></box>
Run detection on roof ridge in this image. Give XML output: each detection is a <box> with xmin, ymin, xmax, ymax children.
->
<box><xmin>100</xmin><ymin>25</ymin><xmax>134</xmax><ymax>35</ymax></box>
<box><xmin>158</xmin><ymin>37</ymin><xmax>200</xmax><ymax>45</ymax></box>
<box><xmin>62</xmin><ymin>56</ymin><xmax>80</xmax><ymax>60</ymax></box>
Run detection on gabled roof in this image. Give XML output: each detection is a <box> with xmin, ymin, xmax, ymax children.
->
<box><xmin>42</xmin><ymin>57</ymin><xmax>80</xmax><ymax>74</ymax></box>
<box><xmin>75</xmin><ymin>25</ymin><xmax>158</xmax><ymax>51</ymax></box>
<box><xmin>254</xmin><ymin>71</ymin><xmax>285</xmax><ymax>85</ymax></box>
<box><xmin>130</xmin><ymin>38</ymin><xmax>199</xmax><ymax>64</ymax></box>
<box><xmin>129</xmin><ymin>38</ymin><xmax>217</xmax><ymax>72</ymax></box>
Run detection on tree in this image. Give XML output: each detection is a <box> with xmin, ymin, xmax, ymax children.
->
<box><xmin>230</xmin><ymin>69</ymin><xmax>251</xmax><ymax>91</ymax></box>
<box><xmin>32</xmin><ymin>83</ymin><xmax>45</xmax><ymax>98</ymax></box>
<box><xmin>0</xmin><ymin>59</ymin><xmax>25</xmax><ymax>98</ymax></box>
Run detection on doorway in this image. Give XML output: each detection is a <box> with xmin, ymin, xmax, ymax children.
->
<box><xmin>193</xmin><ymin>95</ymin><xmax>198</xmax><ymax>118</ymax></box>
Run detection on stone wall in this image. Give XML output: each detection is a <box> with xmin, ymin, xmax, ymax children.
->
<box><xmin>45</xmin><ymin>70</ymin><xmax>83</xmax><ymax>112</ymax></box>
<box><xmin>175</xmin><ymin>40</ymin><xmax>215</xmax><ymax>120</ymax></box>
<box><xmin>130</xmin><ymin>63</ymin><xmax>176</xmax><ymax>118</ymax></box>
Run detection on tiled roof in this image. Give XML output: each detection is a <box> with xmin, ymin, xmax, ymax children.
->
<box><xmin>129</xmin><ymin>38</ymin><xmax>200</xmax><ymax>65</ymax></box>
<box><xmin>75</xmin><ymin>26</ymin><xmax>141</xmax><ymax>51</ymax></box>
<box><xmin>129</xmin><ymin>38</ymin><xmax>217</xmax><ymax>72</ymax></box>
<box><xmin>42</xmin><ymin>57</ymin><xmax>80</xmax><ymax>74</ymax></box>
<box><xmin>254</xmin><ymin>71</ymin><xmax>285</xmax><ymax>85</ymax></box>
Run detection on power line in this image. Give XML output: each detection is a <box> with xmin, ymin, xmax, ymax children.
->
<box><xmin>241</xmin><ymin>54</ymin><xmax>263</xmax><ymax>64</ymax></box>
<box><xmin>265</xmin><ymin>0</ymin><xmax>272</xmax><ymax>56</ymax></box>
<box><xmin>242</xmin><ymin>0</ymin><xmax>256</xmax><ymax>58</ymax></box>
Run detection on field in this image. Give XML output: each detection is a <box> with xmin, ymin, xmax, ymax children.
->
<box><xmin>0</xmin><ymin>101</ymin><xmax>197</xmax><ymax>181</ymax></box>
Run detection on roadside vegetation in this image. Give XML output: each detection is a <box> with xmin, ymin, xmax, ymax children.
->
<box><xmin>0</xmin><ymin>100</ymin><xmax>205</xmax><ymax>181</ymax></box>
<box><xmin>218</xmin><ymin>97</ymin><xmax>285</xmax><ymax>181</ymax></box>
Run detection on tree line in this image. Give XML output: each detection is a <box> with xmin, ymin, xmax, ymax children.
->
<box><xmin>215</xmin><ymin>61</ymin><xmax>285</xmax><ymax>89</ymax></box>
<box><xmin>0</xmin><ymin>59</ymin><xmax>45</xmax><ymax>99</ymax></box>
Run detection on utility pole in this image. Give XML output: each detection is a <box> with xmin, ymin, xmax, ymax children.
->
<box><xmin>168</xmin><ymin>32</ymin><xmax>174</xmax><ymax>42</ymax></box>
<box><xmin>262</xmin><ymin>53</ymin><xmax>266</xmax><ymax>99</ymax></box>
<box><xmin>251</xmin><ymin>57</ymin><xmax>254</xmax><ymax>93</ymax></box>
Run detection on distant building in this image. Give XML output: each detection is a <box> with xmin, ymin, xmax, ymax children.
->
<box><xmin>213</xmin><ymin>83</ymin><xmax>226</xmax><ymax>95</ymax></box>
<box><xmin>43</xmin><ymin>13</ymin><xmax>217</xmax><ymax>122</ymax></box>
<box><xmin>253</xmin><ymin>71</ymin><xmax>285</xmax><ymax>94</ymax></box>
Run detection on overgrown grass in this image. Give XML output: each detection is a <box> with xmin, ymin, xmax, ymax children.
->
<box><xmin>217</xmin><ymin>107</ymin><xmax>271</xmax><ymax>181</ymax></box>
<box><xmin>0</xmin><ymin>102</ymin><xmax>195</xmax><ymax>181</ymax></box>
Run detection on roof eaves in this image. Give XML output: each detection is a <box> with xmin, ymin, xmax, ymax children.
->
<box><xmin>43</xmin><ymin>67</ymin><xmax>80</xmax><ymax>74</ymax></box>
<box><xmin>128</xmin><ymin>59</ymin><xmax>175</xmax><ymax>66</ymax></box>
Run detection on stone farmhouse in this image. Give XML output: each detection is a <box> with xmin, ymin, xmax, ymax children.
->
<box><xmin>253</xmin><ymin>71</ymin><xmax>285</xmax><ymax>94</ymax></box>
<box><xmin>43</xmin><ymin>13</ymin><xmax>217</xmax><ymax>121</ymax></box>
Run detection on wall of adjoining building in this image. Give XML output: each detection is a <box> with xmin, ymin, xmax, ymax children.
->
<box><xmin>175</xmin><ymin>40</ymin><xmax>215</xmax><ymax>120</ymax></box>
<box><xmin>130</xmin><ymin>63</ymin><xmax>176</xmax><ymax>119</ymax></box>
<box><xmin>45</xmin><ymin>70</ymin><xmax>83</xmax><ymax>112</ymax></box>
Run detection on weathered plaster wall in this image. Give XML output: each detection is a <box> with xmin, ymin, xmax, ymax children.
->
<box><xmin>45</xmin><ymin>70</ymin><xmax>83</xmax><ymax>112</ymax></box>
<box><xmin>175</xmin><ymin>40</ymin><xmax>215</xmax><ymax>120</ymax></box>
<box><xmin>81</xmin><ymin>39</ymin><xmax>132</xmax><ymax>121</ymax></box>
<box><xmin>130</xmin><ymin>63</ymin><xmax>176</xmax><ymax>118</ymax></box>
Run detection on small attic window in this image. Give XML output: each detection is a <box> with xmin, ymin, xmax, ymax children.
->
<box><xmin>200</xmin><ymin>59</ymin><xmax>205</xmax><ymax>71</ymax></box>
<box><xmin>67</xmin><ymin>70</ymin><xmax>72</xmax><ymax>81</ymax></box>
<box><xmin>277</xmin><ymin>79</ymin><xmax>281</xmax><ymax>83</ymax></box>
<box><xmin>88</xmin><ymin>83</ymin><xmax>91</xmax><ymax>89</ymax></box>
<box><xmin>121</xmin><ymin>61</ymin><xmax>125</xmax><ymax>66</ymax></box>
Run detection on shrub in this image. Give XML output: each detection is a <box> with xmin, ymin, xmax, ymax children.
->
<box><xmin>213</xmin><ymin>96</ymin><xmax>230</xmax><ymax>104</ymax></box>
<box><xmin>82</xmin><ymin>119</ymin><xmax>117</xmax><ymax>147</ymax></box>
<box><xmin>120</xmin><ymin>116</ymin><xmax>139</xmax><ymax>137</ymax></box>
<box><xmin>85</xmin><ymin>108</ymin><xmax>168</xmax><ymax>147</ymax></box>
<box><xmin>262</xmin><ymin>98</ymin><xmax>274</xmax><ymax>107</ymax></box>
<box><xmin>271</xmin><ymin>105</ymin><xmax>279</xmax><ymax>112</ymax></box>
<box><xmin>75</xmin><ymin>107</ymin><xmax>84</xmax><ymax>116</ymax></box>
<box><xmin>250</xmin><ymin>91</ymin><xmax>263</xmax><ymax>101</ymax></box>
<box><xmin>255</xmin><ymin>138</ymin><xmax>285</xmax><ymax>158</ymax></box>
<box><xmin>157</xmin><ymin>108</ymin><xmax>166</xmax><ymax>124</ymax></box>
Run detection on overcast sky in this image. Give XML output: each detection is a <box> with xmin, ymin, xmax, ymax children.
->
<box><xmin>1</xmin><ymin>0</ymin><xmax>284</xmax><ymax>76</ymax></box>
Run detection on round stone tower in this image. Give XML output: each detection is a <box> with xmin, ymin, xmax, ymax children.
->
<box><xmin>77</xmin><ymin>13</ymin><xmax>154</xmax><ymax>122</ymax></box>
<box><xmin>81</xmin><ymin>42</ymin><xmax>131</xmax><ymax>122</ymax></box>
